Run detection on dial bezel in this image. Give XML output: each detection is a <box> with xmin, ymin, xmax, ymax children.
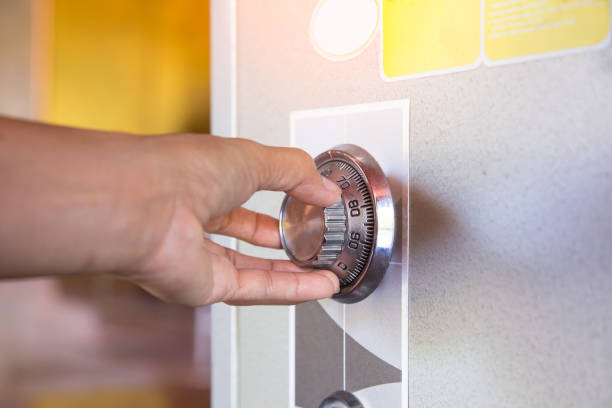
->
<box><xmin>317</xmin><ymin>145</ymin><xmax>394</xmax><ymax>303</ymax></box>
<box><xmin>279</xmin><ymin>144</ymin><xmax>395</xmax><ymax>303</ymax></box>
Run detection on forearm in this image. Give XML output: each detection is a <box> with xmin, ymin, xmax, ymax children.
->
<box><xmin>0</xmin><ymin>117</ymin><xmax>173</xmax><ymax>278</ymax></box>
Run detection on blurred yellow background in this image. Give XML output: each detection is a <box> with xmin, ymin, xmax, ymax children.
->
<box><xmin>0</xmin><ymin>1</ymin><xmax>211</xmax><ymax>407</ymax></box>
<box><xmin>45</xmin><ymin>0</ymin><xmax>210</xmax><ymax>134</ymax></box>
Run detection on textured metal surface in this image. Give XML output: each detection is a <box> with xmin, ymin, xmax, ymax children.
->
<box><xmin>319</xmin><ymin>200</ymin><xmax>347</xmax><ymax>264</ymax></box>
<box><xmin>235</xmin><ymin>1</ymin><xmax>612</xmax><ymax>407</ymax></box>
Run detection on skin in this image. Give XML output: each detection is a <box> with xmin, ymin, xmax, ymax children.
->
<box><xmin>0</xmin><ymin>116</ymin><xmax>341</xmax><ymax>306</ymax></box>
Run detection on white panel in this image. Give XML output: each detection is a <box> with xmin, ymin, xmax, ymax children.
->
<box><xmin>354</xmin><ymin>382</ymin><xmax>401</xmax><ymax>408</ymax></box>
<box><xmin>291</xmin><ymin>100</ymin><xmax>409</xmax><ymax>407</ymax></box>
<box><xmin>292</xmin><ymin>114</ymin><xmax>344</xmax><ymax>157</ymax></box>
<box><xmin>345</xmin><ymin>108</ymin><xmax>406</xmax><ymax>205</ymax></box>
<box><xmin>346</xmin><ymin>263</ymin><xmax>403</xmax><ymax>369</ymax></box>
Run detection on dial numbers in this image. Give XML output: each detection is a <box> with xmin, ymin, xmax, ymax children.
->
<box><xmin>279</xmin><ymin>145</ymin><xmax>394</xmax><ymax>303</ymax></box>
<box><xmin>318</xmin><ymin>159</ymin><xmax>376</xmax><ymax>287</ymax></box>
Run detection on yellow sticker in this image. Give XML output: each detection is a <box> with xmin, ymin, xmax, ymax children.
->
<box><xmin>485</xmin><ymin>0</ymin><xmax>611</xmax><ymax>61</ymax></box>
<box><xmin>381</xmin><ymin>0</ymin><xmax>611</xmax><ymax>79</ymax></box>
<box><xmin>382</xmin><ymin>0</ymin><xmax>481</xmax><ymax>79</ymax></box>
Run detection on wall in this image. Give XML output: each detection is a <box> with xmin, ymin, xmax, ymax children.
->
<box><xmin>0</xmin><ymin>1</ymin><xmax>35</xmax><ymax>401</ymax></box>
<box><xmin>0</xmin><ymin>0</ymin><xmax>32</xmax><ymax>118</ymax></box>
<box><xmin>47</xmin><ymin>0</ymin><xmax>210</xmax><ymax>134</ymax></box>
<box><xmin>230</xmin><ymin>1</ymin><xmax>612</xmax><ymax>407</ymax></box>
<box><xmin>0</xmin><ymin>2</ymin><xmax>211</xmax><ymax>406</ymax></box>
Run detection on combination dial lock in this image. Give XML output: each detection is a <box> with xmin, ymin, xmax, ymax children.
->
<box><xmin>279</xmin><ymin>144</ymin><xmax>395</xmax><ymax>303</ymax></box>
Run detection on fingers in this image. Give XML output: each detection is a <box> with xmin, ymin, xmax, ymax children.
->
<box><xmin>223</xmin><ymin>268</ymin><xmax>340</xmax><ymax>305</ymax></box>
<box><xmin>134</xmin><ymin>236</ymin><xmax>340</xmax><ymax>307</ymax></box>
<box><xmin>204</xmin><ymin>207</ymin><xmax>281</xmax><ymax>248</ymax></box>
<box><xmin>203</xmin><ymin>238</ymin><xmax>307</xmax><ymax>272</ymax></box>
<box><xmin>204</xmin><ymin>239</ymin><xmax>339</xmax><ymax>305</ymax></box>
<box><xmin>235</xmin><ymin>140</ymin><xmax>341</xmax><ymax>207</ymax></box>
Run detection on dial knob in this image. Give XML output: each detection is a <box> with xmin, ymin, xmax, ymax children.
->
<box><xmin>319</xmin><ymin>391</ymin><xmax>363</xmax><ymax>408</ymax></box>
<box><xmin>279</xmin><ymin>144</ymin><xmax>395</xmax><ymax>303</ymax></box>
<box><xmin>318</xmin><ymin>200</ymin><xmax>347</xmax><ymax>265</ymax></box>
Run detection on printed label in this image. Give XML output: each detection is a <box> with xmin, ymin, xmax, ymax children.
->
<box><xmin>485</xmin><ymin>0</ymin><xmax>611</xmax><ymax>61</ymax></box>
<box><xmin>381</xmin><ymin>0</ymin><xmax>611</xmax><ymax>80</ymax></box>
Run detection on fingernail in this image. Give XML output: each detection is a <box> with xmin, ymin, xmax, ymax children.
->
<box><xmin>321</xmin><ymin>176</ymin><xmax>341</xmax><ymax>196</ymax></box>
<box><xmin>324</xmin><ymin>270</ymin><xmax>341</xmax><ymax>294</ymax></box>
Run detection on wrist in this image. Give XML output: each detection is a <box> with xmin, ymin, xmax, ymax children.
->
<box><xmin>103</xmin><ymin>134</ymin><xmax>180</xmax><ymax>277</ymax></box>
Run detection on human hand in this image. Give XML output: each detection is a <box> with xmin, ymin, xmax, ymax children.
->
<box><xmin>126</xmin><ymin>134</ymin><xmax>341</xmax><ymax>306</ymax></box>
<box><xmin>0</xmin><ymin>117</ymin><xmax>340</xmax><ymax>306</ymax></box>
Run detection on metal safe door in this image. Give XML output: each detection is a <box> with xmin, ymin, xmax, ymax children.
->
<box><xmin>210</xmin><ymin>1</ymin><xmax>612</xmax><ymax>407</ymax></box>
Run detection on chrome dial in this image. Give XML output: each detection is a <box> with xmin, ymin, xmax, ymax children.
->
<box><xmin>319</xmin><ymin>391</ymin><xmax>363</xmax><ymax>408</ymax></box>
<box><xmin>279</xmin><ymin>144</ymin><xmax>394</xmax><ymax>303</ymax></box>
